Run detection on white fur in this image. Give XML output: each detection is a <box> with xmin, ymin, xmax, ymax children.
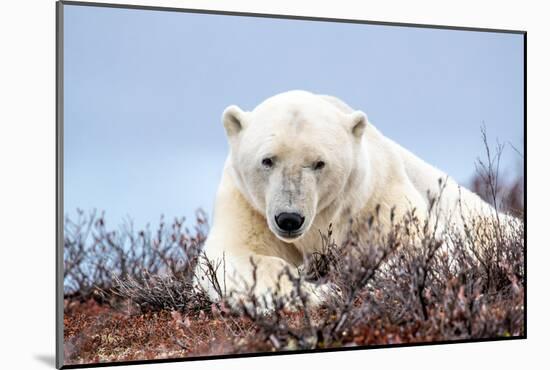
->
<box><xmin>194</xmin><ymin>90</ymin><xmax>503</xmax><ymax>307</ymax></box>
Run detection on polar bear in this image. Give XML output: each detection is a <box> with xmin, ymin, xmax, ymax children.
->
<box><xmin>195</xmin><ymin>90</ymin><xmax>502</xmax><ymax>307</ymax></box>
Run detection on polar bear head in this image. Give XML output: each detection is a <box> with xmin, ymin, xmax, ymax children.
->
<box><xmin>222</xmin><ymin>90</ymin><xmax>368</xmax><ymax>243</ymax></box>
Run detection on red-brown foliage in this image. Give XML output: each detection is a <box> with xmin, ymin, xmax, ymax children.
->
<box><xmin>63</xmin><ymin>130</ymin><xmax>524</xmax><ymax>366</ymax></box>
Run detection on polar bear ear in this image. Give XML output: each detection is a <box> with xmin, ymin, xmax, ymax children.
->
<box><xmin>222</xmin><ymin>105</ymin><xmax>247</xmax><ymax>138</ymax></box>
<box><xmin>348</xmin><ymin>110</ymin><xmax>368</xmax><ymax>139</ymax></box>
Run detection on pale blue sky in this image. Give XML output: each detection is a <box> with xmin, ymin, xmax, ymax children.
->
<box><xmin>63</xmin><ymin>4</ymin><xmax>524</xmax><ymax>228</ymax></box>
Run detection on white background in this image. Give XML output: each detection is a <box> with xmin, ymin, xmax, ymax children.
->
<box><xmin>0</xmin><ymin>0</ymin><xmax>546</xmax><ymax>369</ymax></box>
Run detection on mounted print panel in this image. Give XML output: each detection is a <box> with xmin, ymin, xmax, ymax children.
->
<box><xmin>56</xmin><ymin>1</ymin><xmax>526</xmax><ymax>368</ymax></box>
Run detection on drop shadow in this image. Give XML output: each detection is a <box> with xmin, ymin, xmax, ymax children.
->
<box><xmin>34</xmin><ymin>354</ymin><xmax>56</xmax><ymax>368</ymax></box>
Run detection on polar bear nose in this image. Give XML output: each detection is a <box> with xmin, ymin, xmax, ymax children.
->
<box><xmin>275</xmin><ymin>212</ymin><xmax>305</xmax><ymax>233</ymax></box>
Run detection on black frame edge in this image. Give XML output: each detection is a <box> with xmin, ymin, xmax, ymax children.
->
<box><xmin>523</xmin><ymin>31</ymin><xmax>527</xmax><ymax>339</ymax></box>
<box><xmin>60</xmin><ymin>336</ymin><xmax>526</xmax><ymax>369</ymax></box>
<box><xmin>59</xmin><ymin>0</ymin><xmax>526</xmax><ymax>35</ymax></box>
<box><xmin>56</xmin><ymin>1</ymin><xmax>65</xmax><ymax>368</ymax></box>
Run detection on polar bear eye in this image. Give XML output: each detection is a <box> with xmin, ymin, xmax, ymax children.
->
<box><xmin>313</xmin><ymin>160</ymin><xmax>326</xmax><ymax>170</ymax></box>
<box><xmin>261</xmin><ymin>157</ymin><xmax>274</xmax><ymax>168</ymax></box>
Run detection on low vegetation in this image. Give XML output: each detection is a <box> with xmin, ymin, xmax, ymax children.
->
<box><xmin>63</xmin><ymin>134</ymin><xmax>524</xmax><ymax>365</ymax></box>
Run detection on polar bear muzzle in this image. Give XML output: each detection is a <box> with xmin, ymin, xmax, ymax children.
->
<box><xmin>275</xmin><ymin>212</ymin><xmax>305</xmax><ymax>234</ymax></box>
